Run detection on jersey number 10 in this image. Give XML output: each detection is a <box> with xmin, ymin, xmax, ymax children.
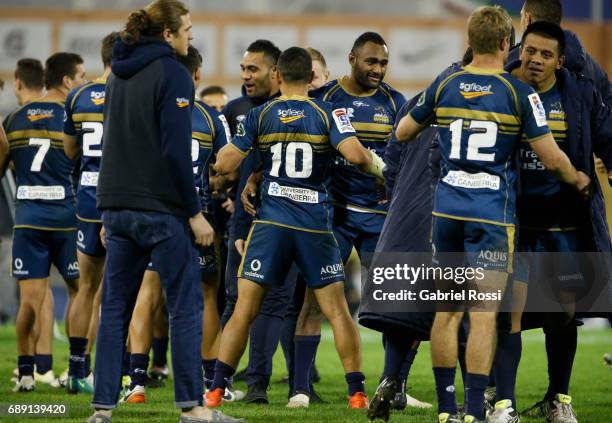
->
<box><xmin>270</xmin><ymin>142</ymin><xmax>313</xmax><ymax>178</ymax></box>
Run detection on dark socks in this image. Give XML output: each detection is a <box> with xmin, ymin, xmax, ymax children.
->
<box><xmin>545</xmin><ymin>323</ymin><xmax>577</xmax><ymax>399</ymax></box>
<box><xmin>465</xmin><ymin>373</ymin><xmax>489</xmax><ymax>420</ymax></box>
<box><xmin>122</xmin><ymin>351</ymin><xmax>131</xmax><ymax>377</ymax></box>
<box><xmin>345</xmin><ymin>371</ymin><xmax>365</xmax><ymax>396</ymax></box>
<box><xmin>152</xmin><ymin>336</ymin><xmax>169</xmax><ymax>368</ymax></box>
<box><xmin>494</xmin><ymin>332</ymin><xmax>522</xmax><ymax>408</ymax></box>
<box><xmin>246</xmin><ymin>314</ymin><xmax>283</xmax><ymax>387</ymax></box>
<box><xmin>382</xmin><ymin>332</ymin><xmax>412</xmax><ymax>378</ymax></box>
<box><xmin>203</xmin><ymin>358</ymin><xmax>216</xmax><ymax>390</ymax></box>
<box><xmin>68</xmin><ymin>337</ymin><xmax>88</xmax><ymax>378</ymax></box>
<box><xmin>85</xmin><ymin>353</ymin><xmax>92</xmax><ymax>376</ymax></box>
<box><xmin>35</xmin><ymin>354</ymin><xmax>52</xmax><ymax>375</ymax></box>
<box><xmin>293</xmin><ymin>335</ymin><xmax>320</xmax><ymax>393</ymax></box>
<box><xmin>211</xmin><ymin>360</ymin><xmax>236</xmax><ymax>391</ymax></box>
<box><xmin>433</xmin><ymin>367</ymin><xmax>457</xmax><ymax>415</ymax></box>
<box><xmin>399</xmin><ymin>348</ymin><xmax>417</xmax><ymax>382</ymax></box>
<box><xmin>129</xmin><ymin>353</ymin><xmax>149</xmax><ymax>388</ymax></box>
<box><xmin>280</xmin><ymin>315</ymin><xmax>297</xmax><ymax>388</ymax></box>
<box><xmin>18</xmin><ymin>355</ymin><xmax>35</xmax><ymax>378</ymax></box>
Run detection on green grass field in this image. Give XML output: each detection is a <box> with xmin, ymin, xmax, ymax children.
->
<box><xmin>0</xmin><ymin>324</ymin><xmax>611</xmax><ymax>422</ymax></box>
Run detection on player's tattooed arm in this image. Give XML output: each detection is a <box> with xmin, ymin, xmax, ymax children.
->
<box><xmin>241</xmin><ymin>171</ymin><xmax>263</xmax><ymax>216</ymax></box>
<box><xmin>0</xmin><ymin>124</ymin><xmax>9</xmax><ymax>177</ymax></box>
<box><xmin>63</xmin><ymin>133</ymin><xmax>81</xmax><ymax>161</ymax></box>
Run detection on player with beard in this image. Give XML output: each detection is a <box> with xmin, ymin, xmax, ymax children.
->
<box><xmin>292</xmin><ymin>32</ymin><xmax>425</xmax><ymax>409</ymax></box>
<box><xmin>219</xmin><ymin>39</ymin><xmax>292</xmax><ymax>404</ymax></box>
<box><xmin>206</xmin><ymin>45</ymin><xmax>383</xmax><ymax>411</ymax></box>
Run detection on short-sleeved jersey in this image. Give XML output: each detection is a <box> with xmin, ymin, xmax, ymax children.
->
<box><xmin>230</xmin><ymin>95</ymin><xmax>356</xmax><ymax>232</ymax></box>
<box><xmin>517</xmin><ymin>83</ymin><xmax>586</xmax><ymax>230</ymax></box>
<box><xmin>410</xmin><ymin>65</ymin><xmax>551</xmax><ymax>225</ymax></box>
<box><xmin>4</xmin><ymin>100</ymin><xmax>76</xmax><ymax>229</ymax></box>
<box><xmin>64</xmin><ymin>79</ymin><xmax>106</xmax><ymax>222</ymax></box>
<box><xmin>313</xmin><ymin>77</ymin><xmax>406</xmax><ymax>212</ymax></box>
<box><xmin>192</xmin><ymin>100</ymin><xmax>231</xmax><ymax>212</ymax></box>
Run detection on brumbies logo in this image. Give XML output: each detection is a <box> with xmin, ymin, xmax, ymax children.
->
<box><xmin>27</xmin><ymin>108</ymin><xmax>54</xmax><ymax>122</ymax></box>
<box><xmin>278</xmin><ymin>108</ymin><xmax>305</xmax><ymax>124</ymax></box>
<box><xmin>176</xmin><ymin>97</ymin><xmax>190</xmax><ymax>108</ymax></box>
<box><xmin>548</xmin><ymin>101</ymin><xmax>565</xmax><ymax>120</ymax></box>
<box><xmin>459</xmin><ymin>82</ymin><xmax>493</xmax><ymax>99</ymax></box>
<box><xmin>90</xmin><ymin>91</ymin><xmax>105</xmax><ymax>106</ymax></box>
<box><xmin>373</xmin><ymin>106</ymin><xmax>390</xmax><ymax>124</ymax></box>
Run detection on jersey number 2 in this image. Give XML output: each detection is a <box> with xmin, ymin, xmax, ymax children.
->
<box><xmin>449</xmin><ymin>119</ymin><xmax>497</xmax><ymax>162</ymax></box>
<box><xmin>270</xmin><ymin>142</ymin><xmax>312</xmax><ymax>178</ymax></box>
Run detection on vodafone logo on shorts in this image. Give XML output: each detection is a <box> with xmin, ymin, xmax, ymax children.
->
<box><xmin>250</xmin><ymin>259</ymin><xmax>261</xmax><ymax>272</ymax></box>
<box><xmin>243</xmin><ymin>259</ymin><xmax>263</xmax><ymax>280</ymax></box>
<box><xmin>13</xmin><ymin>258</ymin><xmax>28</xmax><ymax>276</ymax></box>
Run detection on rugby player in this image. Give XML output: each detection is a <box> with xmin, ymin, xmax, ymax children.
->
<box><xmin>63</xmin><ymin>32</ymin><xmax>117</xmax><ymax>394</ymax></box>
<box><xmin>206</xmin><ymin>46</ymin><xmax>387</xmax><ymax>410</ymax></box>
<box><xmin>494</xmin><ymin>22</ymin><xmax>612</xmax><ymax>423</ymax></box>
<box><xmin>395</xmin><ymin>6</ymin><xmax>590</xmax><ymax>422</ymax></box>
<box><xmin>2</xmin><ymin>52</ymin><xmax>86</xmax><ymax>392</ymax></box>
<box><xmin>220</xmin><ymin>39</ymin><xmax>288</xmax><ymax>404</ymax></box>
<box><xmin>293</xmin><ymin>31</ymin><xmax>415</xmax><ymax>408</ymax></box>
<box><xmin>7</xmin><ymin>58</ymin><xmax>65</xmax><ymax>388</ymax></box>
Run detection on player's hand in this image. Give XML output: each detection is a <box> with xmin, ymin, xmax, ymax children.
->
<box><xmin>575</xmin><ymin>170</ymin><xmax>592</xmax><ymax>199</ymax></box>
<box><xmin>99</xmin><ymin>225</ymin><xmax>107</xmax><ymax>248</ymax></box>
<box><xmin>222</xmin><ymin>198</ymin><xmax>235</xmax><ymax>214</ymax></box>
<box><xmin>235</xmin><ymin>239</ymin><xmax>245</xmax><ymax>256</ymax></box>
<box><xmin>189</xmin><ymin>213</ymin><xmax>215</xmax><ymax>247</ymax></box>
<box><xmin>241</xmin><ymin>181</ymin><xmax>258</xmax><ymax>216</ymax></box>
<box><xmin>594</xmin><ymin>157</ymin><xmax>607</xmax><ymax>174</ymax></box>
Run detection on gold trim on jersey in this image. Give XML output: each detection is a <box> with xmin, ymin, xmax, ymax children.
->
<box><xmin>227</xmin><ymin>141</ymin><xmax>250</xmax><ymax>156</ymax></box>
<box><xmin>506</xmin><ymin>225</ymin><xmax>515</xmax><ymax>273</ymax></box>
<box><xmin>14</xmin><ymin>225</ymin><xmax>77</xmax><ymax>231</ymax></box>
<box><xmin>547</xmin><ymin>120</ymin><xmax>568</xmax><ymax>132</ymax></box>
<box><xmin>71</xmin><ymin>81</ymin><xmax>98</xmax><ymax>110</ymax></box>
<box><xmin>335</xmin><ymin>136</ymin><xmax>356</xmax><ymax>152</ymax></box>
<box><xmin>352</xmin><ymin>122</ymin><xmax>394</xmax><ymax>133</ymax></box>
<box><xmin>432</xmin><ymin>211</ymin><xmax>514</xmax><ymax>227</ymax></box>
<box><xmin>7</xmin><ymin>129</ymin><xmax>64</xmax><ymax>142</ymax></box>
<box><xmin>462</xmin><ymin>65</ymin><xmax>506</xmax><ymax>75</ymax></box>
<box><xmin>435</xmin><ymin>71</ymin><xmax>468</xmax><ymax>104</ymax></box>
<box><xmin>258</xmin><ymin>133</ymin><xmax>329</xmax><ymax>145</ymax></box>
<box><xmin>338</xmin><ymin>77</ymin><xmax>378</xmax><ymax>98</ymax></box>
<box><xmin>436</xmin><ymin>118</ymin><xmax>520</xmax><ymax>134</ymax></box>
<box><xmin>237</xmin><ymin>224</ymin><xmax>256</xmax><ymax>277</ymax></box>
<box><xmin>194</xmin><ymin>102</ymin><xmax>216</xmax><ymax>140</ymax></box>
<box><xmin>193</xmin><ymin>132</ymin><xmax>213</xmax><ymax>142</ymax></box>
<box><xmin>436</xmin><ymin>107</ymin><xmax>520</xmax><ymax>126</ymax></box>
<box><xmin>77</xmin><ymin>215</ymin><xmax>102</xmax><ymax>223</ymax></box>
<box><xmin>253</xmin><ymin>220</ymin><xmax>333</xmax><ymax>234</ymax></box>
<box><xmin>72</xmin><ymin>113</ymin><xmax>104</xmax><ymax>123</ymax></box>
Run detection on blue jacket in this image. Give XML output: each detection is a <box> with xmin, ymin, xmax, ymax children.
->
<box><xmin>509</xmin><ymin>29</ymin><xmax>612</xmax><ymax>106</ymax></box>
<box><xmin>98</xmin><ymin>37</ymin><xmax>199</xmax><ymax>217</ymax></box>
<box><xmin>506</xmin><ymin>59</ymin><xmax>612</xmax><ymax>252</ymax></box>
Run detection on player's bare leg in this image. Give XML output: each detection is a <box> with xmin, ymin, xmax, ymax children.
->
<box><xmin>312</xmin><ymin>280</ymin><xmax>367</xmax><ymax>408</ymax></box>
<box><xmin>149</xmin><ymin>302</ymin><xmax>169</xmax><ymax>383</ymax></box>
<box><xmin>202</xmin><ymin>273</ymin><xmax>221</xmax><ymax>365</ymax></box>
<box><xmin>205</xmin><ymin>278</ymin><xmax>268</xmax><ymax>407</ymax></box>
<box><xmin>63</xmin><ymin>278</ymin><xmax>78</xmax><ymax>337</ymax></box>
<box><xmin>86</xmin><ymin>283</ymin><xmax>103</xmax><ymax>353</ymax></box>
<box><xmin>32</xmin><ymin>287</ymin><xmax>59</xmax><ymax>386</ymax></box>
<box><xmin>15</xmin><ymin>278</ymin><xmax>48</xmax><ymax>391</ymax></box>
<box><xmin>123</xmin><ymin>270</ymin><xmax>163</xmax><ymax>403</ymax></box>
